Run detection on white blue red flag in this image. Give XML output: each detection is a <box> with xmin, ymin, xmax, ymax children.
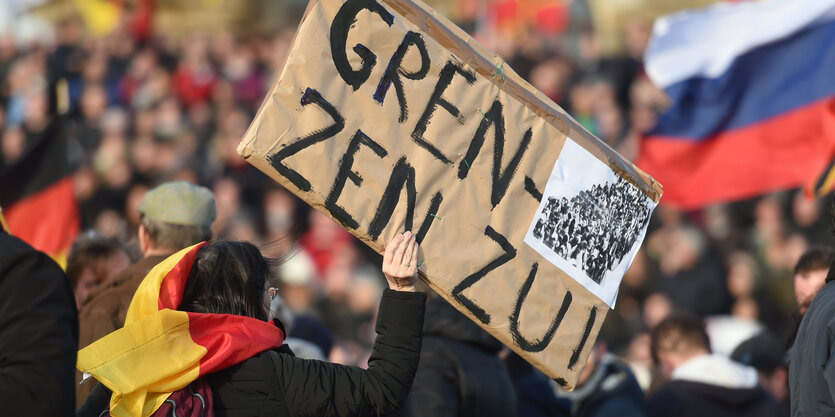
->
<box><xmin>637</xmin><ymin>0</ymin><xmax>835</xmax><ymax>209</ymax></box>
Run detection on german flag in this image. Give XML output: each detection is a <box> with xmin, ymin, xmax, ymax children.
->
<box><xmin>0</xmin><ymin>117</ymin><xmax>79</xmax><ymax>268</ymax></box>
<box><xmin>77</xmin><ymin>243</ymin><xmax>285</xmax><ymax>417</ymax></box>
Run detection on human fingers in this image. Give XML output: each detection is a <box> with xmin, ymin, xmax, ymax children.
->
<box><xmin>402</xmin><ymin>233</ymin><xmax>416</xmax><ymax>268</ymax></box>
<box><xmin>383</xmin><ymin>233</ymin><xmax>403</xmax><ymax>268</ymax></box>
<box><xmin>392</xmin><ymin>230</ymin><xmax>411</xmax><ymax>267</ymax></box>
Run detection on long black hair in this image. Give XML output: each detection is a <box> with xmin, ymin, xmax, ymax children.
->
<box><xmin>179</xmin><ymin>241</ymin><xmax>270</xmax><ymax>321</ymax></box>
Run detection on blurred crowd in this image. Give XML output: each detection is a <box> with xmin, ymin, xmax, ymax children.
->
<box><xmin>1</xmin><ymin>2</ymin><xmax>833</xmax><ymax>416</ymax></box>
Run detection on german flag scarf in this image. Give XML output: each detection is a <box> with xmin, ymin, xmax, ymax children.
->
<box><xmin>77</xmin><ymin>243</ymin><xmax>285</xmax><ymax>417</ymax></box>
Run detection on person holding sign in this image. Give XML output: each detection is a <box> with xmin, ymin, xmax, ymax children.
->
<box><xmin>77</xmin><ymin>232</ymin><xmax>426</xmax><ymax>417</ymax></box>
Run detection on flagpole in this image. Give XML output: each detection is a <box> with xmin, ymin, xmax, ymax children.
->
<box><xmin>0</xmin><ymin>205</ymin><xmax>10</xmax><ymax>234</ymax></box>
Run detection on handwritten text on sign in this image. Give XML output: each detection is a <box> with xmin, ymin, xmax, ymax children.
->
<box><xmin>238</xmin><ymin>0</ymin><xmax>661</xmax><ymax>387</ymax></box>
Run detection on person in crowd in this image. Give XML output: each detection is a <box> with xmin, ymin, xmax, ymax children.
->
<box><xmin>554</xmin><ymin>341</ymin><xmax>647</xmax><ymax>417</ymax></box>
<box><xmin>788</xmin><ymin>220</ymin><xmax>835</xmax><ymax>415</ymax></box>
<box><xmin>730</xmin><ymin>332</ymin><xmax>788</xmax><ymax>415</ymax></box>
<box><xmin>648</xmin><ymin>313</ymin><xmax>781</xmax><ymax>417</ymax></box>
<box><xmin>505</xmin><ymin>352</ymin><xmax>570</xmax><ymax>417</ymax></box>
<box><xmin>0</xmin><ymin>227</ymin><xmax>78</xmax><ymax>416</ymax></box>
<box><xmin>76</xmin><ymin>180</ymin><xmax>216</xmax><ymax>404</ymax></box>
<box><xmin>792</xmin><ymin>246</ymin><xmax>835</xmax><ymax>316</ymax></box>
<box><xmin>3</xmin><ymin>8</ymin><xmax>835</xmax><ymax>417</ymax></box>
<box><xmin>395</xmin><ymin>293</ymin><xmax>517</xmax><ymax>417</ymax></box>
<box><xmin>268</xmin><ymin>290</ymin><xmax>334</xmax><ymax>360</ymax></box>
<box><xmin>785</xmin><ymin>246</ymin><xmax>835</xmax><ymax>355</ymax></box>
<box><xmin>77</xmin><ymin>231</ymin><xmax>425</xmax><ymax>417</ymax></box>
<box><xmin>66</xmin><ymin>231</ymin><xmax>132</xmax><ymax>309</ymax></box>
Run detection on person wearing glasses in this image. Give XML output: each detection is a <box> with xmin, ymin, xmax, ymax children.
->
<box><xmin>77</xmin><ymin>231</ymin><xmax>426</xmax><ymax>417</ymax></box>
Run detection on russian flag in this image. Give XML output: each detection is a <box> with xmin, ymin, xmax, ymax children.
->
<box><xmin>636</xmin><ymin>0</ymin><xmax>835</xmax><ymax>209</ymax></box>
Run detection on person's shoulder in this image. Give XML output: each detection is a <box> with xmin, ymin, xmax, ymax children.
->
<box><xmin>81</xmin><ymin>255</ymin><xmax>167</xmax><ymax>309</ymax></box>
<box><xmin>210</xmin><ymin>349</ymin><xmax>285</xmax><ymax>383</ymax></box>
<box><xmin>235</xmin><ymin>348</ymin><xmax>292</xmax><ymax>365</ymax></box>
<box><xmin>0</xmin><ymin>232</ymin><xmax>30</xmax><ymax>259</ymax></box>
<box><xmin>78</xmin><ymin>287</ymin><xmax>120</xmax><ymax>316</ymax></box>
<box><xmin>81</xmin><ymin>279</ymin><xmax>132</xmax><ymax>314</ymax></box>
<box><xmin>816</xmin><ymin>281</ymin><xmax>835</xmax><ymax>302</ymax></box>
<box><xmin>647</xmin><ymin>381</ymin><xmax>695</xmax><ymax>417</ymax></box>
<box><xmin>0</xmin><ymin>233</ymin><xmax>66</xmax><ymax>299</ymax></box>
<box><xmin>0</xmin><ymin>233</ymin><xmax>56</xmax><ymax>274</ymax></box>
<box><xmin>647</xmin><ymin>381</ymin><xmax>685</xmax><ymax>407</ymax></box>
<box><xmin>648</xmin><ymin>381</ymin><xmax>678</xmax><ymax>398</ymax></box>
<box><xmin>801</xmin><ymin>282</ymin><xmax>835</xmax><ymax>329</ymax></box>
<box><xmin>79</xmin><ymin>270</ymin><xmax>147</xmax><ymax>329</ymax></box>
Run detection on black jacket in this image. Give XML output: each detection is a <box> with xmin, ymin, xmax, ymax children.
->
<box><xmin>78</xmin><ymin>289</ymin><xmax>426</xmax><ymax>417</ymax></box>
<box><xmin>505</xmin><ymin>352</ymin><xmax>570</xmax><ymax>417</ymax></box>
<box><xmin>648</xmin><ymin>380</ymin><xmax>780</xmax><ymax>417</ymax></box>
<box><xmin>0</xmin><ymin>231</ymin><xmax>79</xmax><ymax>416</ymax></box>
<box><xmin>394</xmin><ymin>295</ymin><xmax>517</xmax><ymax>417</ymax></box>
<box><xmin>789</xmin><ymin>259</ymin><xmax>835</xmax><ymax>416</ymax></box>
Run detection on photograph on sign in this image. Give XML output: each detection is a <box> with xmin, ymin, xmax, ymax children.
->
<box><xmin>524</xmin><ymin>138</ymin><xmax>656</xmax><ymax>308</ymax></box>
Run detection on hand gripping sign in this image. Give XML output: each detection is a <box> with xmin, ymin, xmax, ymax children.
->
<box><xmin>238</xmin><ymin>0</ymin><xmax>662</xmax><ymax>388</ymax></box>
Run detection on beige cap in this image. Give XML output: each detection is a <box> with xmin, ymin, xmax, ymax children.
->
<box><xmin>138</xmin><ymin>181</ymin><xmax>217</xmax><ymax>228</ymax></box>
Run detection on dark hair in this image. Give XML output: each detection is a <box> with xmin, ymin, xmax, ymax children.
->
<box><xmin>794</xmin><ymin>246</ymin><xmax>835</xmax><ymax>275</ymax></box>
<box><xmin>67</xmin><ymin>232</ymin><xmax>128</xmax><ymax>289</ymax></box>
<box><xmin>179</xmin><ymin>241</ymin><xmax>270</xmax><ymax>321</ymax></box>
<box><xmin>650</xmin><ymin>312</ymin><xmax>710</xmax><ymax>364</ymax></box>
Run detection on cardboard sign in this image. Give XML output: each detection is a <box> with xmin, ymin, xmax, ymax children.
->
<box><xmin>238</xmin><ymin>0</ymin><xmax>662</xmax><ymax>388</ymax></box>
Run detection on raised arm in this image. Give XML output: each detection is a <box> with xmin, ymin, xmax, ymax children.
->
<box><xmin>276</xmin><ymin>231</ymin><xmax>426</xmax><ymax>416</ymax></box>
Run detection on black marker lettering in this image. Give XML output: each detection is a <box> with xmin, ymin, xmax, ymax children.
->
<box><xmin>524</xmin><ymin>176</ymin><xmax>543</xmax><ymax>201</ymax></box>
<box><xmin>451</xmin><ymin>225</ymin><xmax>516</xmax><ymax>324</ymax></box>
<box><xmin>458</xmin><ymin>100</ymin><xmax>533</xmax><ymax>208</ymax></box>
<box><xmin>268</xmin><ymin>88</ymin><xmax>345</xmax><ymax>192</ymax></box>
<box><xmin>324</xmin><ymin>130</ymin><xmax>388</xmax><ymax>229</ymax></box>
<box><xmin>367</xmin><ymin>158</ymin><xmax>443</xmax><ymax>242</ymax></box>
<box><xmin>373</xmin><ymin>31</ymin><xmax>430</xmax><ymax>123</ymax></box>
<box><xmin>330</xmin><ymin>0</ymin><xmax>394</xmax><ymax>90</ymax></box>
<box><xmin>367</xmin><ymin>156</ymin><xmax>417</xmax><ymax>241</ymax></box>
<box><xmin>412</xmin><ymin>60</ymin><xmax>476</xmax><ymax>164</ymax></box>
<box><xmin>568</xmin><ymin>307</ymin><xmax>597</xmax><ymax>370</ymax></box>
<box><xmin>509</xmin><ymin>263</ymin><xmax>572</xmax><ymax>352</ymax></box>
<box><xmin>414</xmin><ymin>191</ymin><xmax>443</xmax><ymax>244</ymax></box>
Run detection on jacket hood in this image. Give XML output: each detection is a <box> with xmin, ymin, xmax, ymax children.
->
<box><xmin>422</xmin><ymin>293</ymin><xmax>503</xmax><ymax>352</ymax></box>
<box><xmin>554</xmin><ymin>354</ymin><xmax>646</xmax><ymax>415</ymax></box>
<box><xmin>672</xmin><ymin>353</ymin><xmax>758</xmax><ymax>389</ymax></box>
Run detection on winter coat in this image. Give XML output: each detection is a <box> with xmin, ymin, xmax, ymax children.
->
<box><xmin>76</xmin><ymin>254</ymin><xmax>170</xmax><ymax>405</ymax></box>
<box><xmin>77</xmin><ymin>289</ymin><xmax>426</xmax><ymax>417</ymax></box>
<box><xmin>505</xmin><ymin>352</ymin><xmax>570</xmax><ymax>417</ymax></box>
<box><xmin>393</xmin><ymin>294</ymin><xmax>517</xmax><ymax>417</ymax></box>
<box><xmin>556</xmin><ymin>354</ymin><xmax>646</xmax><ymax>417</ymax></box>
<box><xmin>789</xmin><ymin>259</ymin><xmax>835</xmax><ymax>416</ymax></box>
<box><xmin>0</xmin><ymin>231</ymin><xmax>78</xmax><ymax>416</ymax></box>
<box><xmin>648</xmin><ymin>354</ymin><xmax>780</xmax><ymax>417</ymax></box>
